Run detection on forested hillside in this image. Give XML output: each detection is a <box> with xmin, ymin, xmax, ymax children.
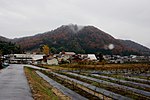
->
<box><xmin>0</xmin><ymin>40</ymin><xmax>22</xmax><ymax>55</ymax></box>
<box><xmin>1</xmin><ymin>24</ymin><xmax>150</xmax><ymax>55</ymax></box>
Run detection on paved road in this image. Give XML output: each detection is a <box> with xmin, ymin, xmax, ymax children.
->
<box><xmin>0</xmin><ymin>64</ymin><xmax>33</xmax><ymax>100</ymax></box>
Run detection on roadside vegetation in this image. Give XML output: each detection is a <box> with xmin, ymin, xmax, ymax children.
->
<box><xmin>24</xmin><ymin>67</ymin><xmax>60</xmax><ymax>100</ymax></box>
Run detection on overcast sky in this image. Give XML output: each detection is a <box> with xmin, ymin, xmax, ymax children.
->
<box><xmin>0</xmin><ymin>0</ymin><xmax>150</xmax><ymax>48</ymax></box>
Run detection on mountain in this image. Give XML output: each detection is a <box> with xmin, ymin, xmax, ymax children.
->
<box><xmin>1</xmin><ymin>24</ymin><xmax>150</xmax><ymax>55</ymax></box>
<box><xmin>0</xmin><ymin>36</ymin><xmax>10</xmax><ymax>42</ymax></box>
<box><xmin>119</xmin><ymin>40</ymin><xmax>150</xmax><ymax>55</ymax></box>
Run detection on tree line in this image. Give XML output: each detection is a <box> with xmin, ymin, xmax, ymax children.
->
<box><xmin>0</xmin><ymin>41</ymin><xmax>22</xmax><ymax>68</ymax></box>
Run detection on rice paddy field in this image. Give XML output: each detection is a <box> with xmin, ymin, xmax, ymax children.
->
<box><xmin>25</xmin><ymin>64</ymin><xmax>150</xmax><ymax>100</ymax></box>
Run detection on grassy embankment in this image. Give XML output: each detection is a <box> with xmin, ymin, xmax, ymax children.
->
<box><xmin>24</xmin><ymin>67</ymin><xmax>70</xmax><ymax>100</ymax></box>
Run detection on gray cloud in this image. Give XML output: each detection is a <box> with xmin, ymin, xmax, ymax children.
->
<box><xmin>0</xmin><ymin>0</ymin><xmax>150</xmax><ymax>48</ymax></box>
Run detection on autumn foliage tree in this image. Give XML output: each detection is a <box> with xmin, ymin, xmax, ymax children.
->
<box><xmin>42</xmin><ymin>45</ymin><xmax>50</xmax><ymax>56</ymax></box>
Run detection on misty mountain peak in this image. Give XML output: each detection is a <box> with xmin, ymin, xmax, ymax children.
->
<box><xmin>64</xmin><ymin>24</ymin><xmax>84</xmax><ymax>33</ymax></box>
<box><xmin>1</xmin><ymin>24</ymin><xmax>150</xmax><ymax>55</ymax></box>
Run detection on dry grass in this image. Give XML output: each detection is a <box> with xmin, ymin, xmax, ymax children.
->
<box><xmin>38</xmin><ymin>64</ymin><xmax>75</xmax><ymax>71</ymax></box>
<box><xmin>40</xmin><ymin>63</ymin><xmax>150</xmax><ymax>71</ymax></box>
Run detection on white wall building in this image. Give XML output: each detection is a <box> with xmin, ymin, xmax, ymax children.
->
<box><xmin>87</xmin><ymin>54</ymin><xmax>97</xmax><ymax>60</ymax></box>
<box><xmin>47</xmin><ymin>58</ymin><xmax>58</xmax><ymax>65</ymax></box>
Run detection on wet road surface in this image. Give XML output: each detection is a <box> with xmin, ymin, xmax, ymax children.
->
<box><xmin>0</xmin><ymin>64</ymin><xmax>33</xmax><ymax>100</ymax></box>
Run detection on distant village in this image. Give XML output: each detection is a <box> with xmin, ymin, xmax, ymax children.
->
<box><xmin>2</xmin><ymin>51</ymin><xmax>150</xmax><ymax>65</ymax></box>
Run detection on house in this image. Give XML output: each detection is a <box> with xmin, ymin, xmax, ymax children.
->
<box><xmin>60</xmin><ymin>52</ymin><xmax>75</xmax><ymax>59</ymax></box>
<box><xmin>47</xmin><ymin>57</ymin><xmax>58</xmax><ymax>65</ymax></box>
<box><xmin>9</xmin><ymin>54</ymin><xmax>32</xmax><ymax>64</ymax></box>
<box><xmin>59</xmin><ymin>51</ymin><xmax>76</xmax><ymax>63</ymax></box>
<box><xmin>60</xmin><ymin>51</ymin><xmax>76</xmax><ymax>56</ymax></box>
<box><xmin>87</xmin><ymin>54</ymin><xmax>97</xmax><ymax>61</ymax></box>
<box><xmin>32</xmin><ymin>54</ymin><xmax>44</xmax><ymax>64</ymax></box>
<box><xmin>9</xmin><ymin>53</ymin><xmax>44</xmax><ymax>64</ymax></box>
<box><xmin>71</xmin><ymin>54</ymin><xmax>83</xmax><ymax>63</ymax></box>
<box><xmin>115</xmin><ymin>59</ymin><xmax>124</xmax><ymax>64</ymax></box>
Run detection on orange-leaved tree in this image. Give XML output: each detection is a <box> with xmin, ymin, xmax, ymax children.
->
<box><xmin>42</xmin><ymin>45</ymin><xmax>50</xmax><ymax>56</ymax></box>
